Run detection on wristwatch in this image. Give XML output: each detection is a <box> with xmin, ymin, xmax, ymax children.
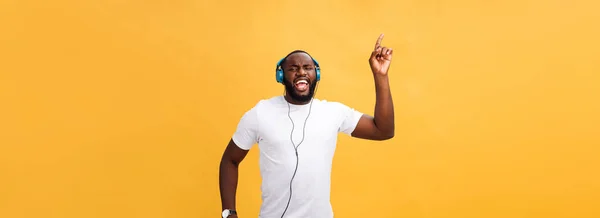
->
<box><xmin>222</xmin><ymin>209</ymin><xmax>237</xmax><ymax>218</ymax></box>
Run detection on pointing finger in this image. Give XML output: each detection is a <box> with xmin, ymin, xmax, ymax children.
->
<box><xmin>374</xmin><ymin>33</ymin><xmax>384</xmax><ymax>50</ymax></box>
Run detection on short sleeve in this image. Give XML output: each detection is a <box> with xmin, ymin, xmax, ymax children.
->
<box><xmin>338</xmin><ymin>103</ymin><xmax>364</xmax><ymax>135</ymax></box>
<box><xmin>231</xmin><ymin>106</ymin><xmax>259</xmax><ymax>150</ymax></box>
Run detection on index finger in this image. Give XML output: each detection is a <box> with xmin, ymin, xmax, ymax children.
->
<box><xmin>374</xmin><ymin>33</ymin><xmax>384</xmax><ymax>49</ymax></box>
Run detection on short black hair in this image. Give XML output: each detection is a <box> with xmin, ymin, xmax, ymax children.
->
<box><xmin>280</xmin><ymin>50</ymin><xmax>314</xmax><ymax>67</ymax></box>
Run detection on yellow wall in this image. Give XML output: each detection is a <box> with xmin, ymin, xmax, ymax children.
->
<box><xmin>1</xmin><ymin>0</ymin><xmax>599</xmax><ymax>217</ymax></box>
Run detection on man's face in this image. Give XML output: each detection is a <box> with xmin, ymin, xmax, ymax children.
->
<box><xmin>282</xmin><ymin>52</ymin><xmax>318</xmax><ymax>102</ymax></box>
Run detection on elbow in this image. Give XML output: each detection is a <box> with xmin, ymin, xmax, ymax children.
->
<box><xmin>383</xmin><ymin>128</ymin><xmax>395</xmax><ymax>140</ymax></box>
<box><xmin>382</xmin><ymin>133</ymin><xmax>394</xmax><ymax>140</ymax></box>
<box><xmin>377</xmin><ymin>130</ymin><xmax>395</xmax><ymax>140</ymax></box>
<box><xmin>220</xmin><ymin>157</ymin><xmax>239</xmax><ymax>168</ymax></box>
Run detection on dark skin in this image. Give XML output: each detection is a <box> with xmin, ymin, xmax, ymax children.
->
<box><xmin>219</xmin><ymin>34</ymin><xmax>395</xmax><ymax>217</ymax></box>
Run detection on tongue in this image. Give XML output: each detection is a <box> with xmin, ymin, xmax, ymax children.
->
<box><xmin>296</xmin><ymin>83</ymin><xmax>308</xmax><ymax>91</ymax></box>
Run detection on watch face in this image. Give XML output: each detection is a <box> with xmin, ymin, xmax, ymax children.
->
<box><xmin>222</xmin><ymin>210</ymin><xmax>229</xmax><ymax>217</ymax></box>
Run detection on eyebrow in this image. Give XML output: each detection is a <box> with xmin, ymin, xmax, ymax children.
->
<box><xmin>287</xmin><ymin>63</ymin><xmax>314</xmax><ymax>68</ymax></box>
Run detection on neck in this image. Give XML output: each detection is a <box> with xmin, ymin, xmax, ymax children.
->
<box><xmin>284</xmin><ymin>94</ymin><xmax>312</xmax><ymax>105</ymax></box>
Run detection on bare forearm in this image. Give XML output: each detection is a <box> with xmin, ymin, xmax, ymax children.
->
<box><xmin>219</xmin><ymin>159</ymin><xmax>239</xmax><ymax>210</ymax></box>
<box><xmin>373</xmin><ymin>74</ymin><xmax>395</xmax><ymax>137</ymax></box>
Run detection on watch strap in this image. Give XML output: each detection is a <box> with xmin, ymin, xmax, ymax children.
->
<box><xmin>223</xmin><ymin>209</ymin><xmax>237</xmax><ymax>217</ymax></box>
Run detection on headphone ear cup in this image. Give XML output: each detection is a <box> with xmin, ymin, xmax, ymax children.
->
<box><xmin>276</xmin><ymin>68</ymin><xmax>284</xmax><ymax>83</ymax></box>
<box><xmin>316</xmin><ymin>67</ymin><xmax>321</xmax><ymax>81</ymax></box>
<box><xmin>275</xmin><ymin>58</ymin><xmax>285</xmax><ymax>84</ymax></box>
<box><xmin>313</xmin><ymin>59</ymin><xmax>321</xmax><ymax>82</ymax></box>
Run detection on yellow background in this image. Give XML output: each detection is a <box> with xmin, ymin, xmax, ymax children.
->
<box><xmin>1</xmin><ymin>0</ymin><xmax>599</xmax><ymax>217</ymax></box>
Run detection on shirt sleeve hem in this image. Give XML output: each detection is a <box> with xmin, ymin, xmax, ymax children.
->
<box><xmin>231</xmin><ymin>135</ymin><xmax>253</xmax><ymax>150</ymax></box>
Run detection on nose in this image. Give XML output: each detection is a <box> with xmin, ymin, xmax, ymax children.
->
<box><xmin>296</xmin><ymin>68</ymin><xmax>308</xmax><ymax>77</ymax></box>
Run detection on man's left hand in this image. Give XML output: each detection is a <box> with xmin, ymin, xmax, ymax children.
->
<box><xmin>369</xmin><ymin>33</ymin><xmax>393</xmax><ymax>76</ymax></box>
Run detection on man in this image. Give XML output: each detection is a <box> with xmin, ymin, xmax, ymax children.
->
<box><xmin>219</xmin><ymin>34</ymin><xmax>395</xmax><ymax>218</ymax></box>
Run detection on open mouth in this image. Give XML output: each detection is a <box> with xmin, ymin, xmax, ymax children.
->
<box><xmin>294</xmin><ymin>78</ymin><xmax>310</xmax><ymax>92</ymax></box>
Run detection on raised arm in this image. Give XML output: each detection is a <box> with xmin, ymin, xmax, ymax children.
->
<box><xmin>351</xmin><ymin>34</ymin><xmax>395</xmax><ymax>140</ymax></box>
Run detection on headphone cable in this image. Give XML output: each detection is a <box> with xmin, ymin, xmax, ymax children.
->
<box><xmin>280</xmin><ymin>92</ymin><xmax>315</xmax><ymax>218</ymax></box>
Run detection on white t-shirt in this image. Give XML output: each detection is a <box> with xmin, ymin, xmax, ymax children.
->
<box><xmin>232</xmin><ymin>96</ymin><xmax>364</xmax><ymax>218</ymax></box>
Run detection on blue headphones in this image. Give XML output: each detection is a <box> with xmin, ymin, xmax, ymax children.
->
<box><xmin>275</xmin><ymin>57</ymin><xmax>321</xmax><ymax>84</ymax></box>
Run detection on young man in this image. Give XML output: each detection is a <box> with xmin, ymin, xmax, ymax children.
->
<box><xmin>219</xmin><ymin>34</ymin><xmax>395</xmax><ymax>218</ymax></box>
